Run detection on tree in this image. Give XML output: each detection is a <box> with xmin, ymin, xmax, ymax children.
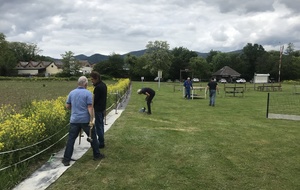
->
<box><xmin>0</xmin><ymin>33</ymin><xmax>17</xmax><ymax>76</ymax></box>
<box><xmin>144</xmin><ymin>40</ymin><xmax>173</xmax><ymax>78</ymax></box>
<box><xmin>60</xmin><ymin>51</ymin><xmax>81</xmax><ymax>77</ymax></box>
<box><xmin>206</xmin><ymin>50</ymin><xmax>219</xmax><ymax>64</ymax></box>
<box><xmin>8</xmin><ymin>42</ymin><xmax>41</xmax><ymax>62</ymax></box>
<box><xmin>107</xmin><ymin>53</ymin><xmax>126</xmax><ymax>77</ymax></box>
<box><xmin>124</xmin><ymin>54</ymin><xmax>139</xmax><ymax>79</ymax></box>
<box><xmin>242</xmin><ymin>43</ymin><xmax>266</xmax><ymax>79</ymax></box>
<box><xmin>189</xmin><ymin>56</ymin><xmax>210</xmax><ymax>80</ymax></box>
<box><xmin>169</xmin><ymin>47</ymin><xmax>198</xmax><ymax>80</ymax></box>
<box><xmin>211</xmin><ymin>52</ymin><xmax>231</xmax><ymax>71</ymax></box>
<box><xmin>285</xmin><ymin>42</ymin><xmax>294</xmax><ymax>55</ymax></box>
<box><xmin>93</xmin><ymin>53</ymin><xmax>125</xmax><ymax>78</ymax></box>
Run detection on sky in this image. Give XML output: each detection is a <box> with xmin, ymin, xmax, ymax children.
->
<box><xmin>1</xmin><ymin>0</ymin><xmax>300</xmax><ymax>58</ymax></box>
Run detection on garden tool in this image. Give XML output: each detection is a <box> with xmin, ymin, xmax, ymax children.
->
<box><xmin>78</xmin><ymin>129</ymin><xmax>83</xmax><ymax>145</ymax></box>
<box><xmin>87</xmin><ymin>124</ymin><xmax>93</xmax><ymax>143</ymax></box>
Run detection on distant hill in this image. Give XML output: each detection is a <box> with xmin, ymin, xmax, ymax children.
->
<box><xmin>70</xmin><ymin>49</ymin><xmax>241</xmax><ymax>64</ymax></box>
<box><xmin>73</xmin><ymin>50</ymin><xmax>148</xmax><ymax>64</ymax></box>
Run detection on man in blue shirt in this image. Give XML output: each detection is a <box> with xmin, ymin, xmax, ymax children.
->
<box><xmin>183</xmin><ymin>77</ymin><xmax>193</xmax><ymax>99</ymax></box>
<box><xmin>62</xmin><ymin>76</ymin><xmax>104</xmax><ymax>166</ymax></box>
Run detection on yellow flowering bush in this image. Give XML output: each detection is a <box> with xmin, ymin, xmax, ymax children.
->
<box><xmin>23</xmin><ymin>96</ymin><xmax>68</xmax><ymax>133</ymax></box>
<box><xmin>0</xmin><ymin>113</ymin><xmax>46</xmax><ymax>151</ymax></box>
<box><xmin>0</xmin><ymin>104</ymin><xmax>16</xmax><ymax>123</ymax></box>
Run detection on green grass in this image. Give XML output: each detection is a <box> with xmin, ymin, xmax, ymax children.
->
<box><xmin>0</xmin><ymin>80</ymin><xmax>77</xmax><ymax>111</ymax></box>
<box><xmin>47</xmin><ymin>82</ymin><xmax>300</xmax><ymax>190</ymax></box>
<box><xmin>0</xmin><ymin>80</ymin><xmax>116</xmax><ymax>112</ymax></box>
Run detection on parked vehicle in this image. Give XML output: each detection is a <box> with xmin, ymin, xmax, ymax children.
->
<box><xmin>154</xmin><ymin>77</ymin><xmax>163</xmax><ymax>81</ymax></box>
<box><xmin>192</xmin><ymin>78</ymin><xmax>200</xmax><ymax>82</ymax></box>
<box><xmin>219</xmin><ymin>78</ymin><xmax>227</xmax><ymax>83</ymax></box>
<box><xmin>236</xmin><ymin>78</ymin><xmax>246</xmax><ymax>83</ymax></box>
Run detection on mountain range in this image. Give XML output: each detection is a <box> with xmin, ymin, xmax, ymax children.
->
<box><xmin>73</xmin><ymin>49</ymin><xmax>242</xmax><ymax>64</ymax></box>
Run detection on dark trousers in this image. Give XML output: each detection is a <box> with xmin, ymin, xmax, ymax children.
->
<box><xmin>63</xmin><ymin>123</ymin><xmax>100</xmax><ymax>162</ymax></box>
<box><xmin>95</xmin><ymin>111</ymin><xmax>105</xmax><ymax>146</ymax></box>
<box><xmin>147</xmin><ymin>93</ymin><xmax>155</xmax><ymax>114</ymax></box>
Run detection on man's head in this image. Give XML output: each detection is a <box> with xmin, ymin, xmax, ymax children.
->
<box><xmin>137</xmin><ymin>89</ymin><xmax>142</xmax><ymax>94</ymax></box>
<box><xmin>78</xmin><ymin>76</ymin><xmax>88</xmax><ymax>88</ymax></box>
<box><xmin>90</xmin><ymin>71</ymin><xmax>101</xmax><ymax>86</ymax></box>
<box><xmin>187</xmin><ymin>77</ymin><xmax>190</xmax><ymax>80</ymax></box>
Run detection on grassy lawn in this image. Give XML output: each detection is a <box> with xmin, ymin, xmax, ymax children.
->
<box><xmin>46</xmin><ymin>81</ymin><xmax>300</xmax><ymax>190</ymax></box>
<box><xmin>0</xmin><ymin>80</ymin><xmax>115</xmax><ymax>112</ymax></box>
<box><xmin>0</xmin><ymin>80</ymin><xmax>77</xmax><ymax>111</ymax></box>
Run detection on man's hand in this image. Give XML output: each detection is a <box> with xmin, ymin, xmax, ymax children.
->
<box><xmin>89</xmin><ymin>121</ymin><xmax>94</xmax><ymax>127</ymax></box>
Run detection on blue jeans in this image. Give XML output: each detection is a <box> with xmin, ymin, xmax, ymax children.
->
<box><xmin>185</xmin><ymin>88</ymin><xmax>191</xmax><ymax>99</ymax></box>
<box><xmin>95</xmin><ymin>111</ymin><xmax>105</xmax><ymax>146</ymax></box>
<box><xmin>209</xmin><ymin>90</ymin><xmax>216</xmax><ymax>105</ymax></box>
<box><xmin>63</xmin><ymin>123</ymin><xmax>100</xmax><ymax>162</ymax></box>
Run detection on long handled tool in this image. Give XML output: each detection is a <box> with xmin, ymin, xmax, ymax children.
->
<box><xmin>87</xmin><ymin>124</ymin><xmax>93</xmax><ymax>143</ymax></box>
<box><xmin>78</xmin><ymin>129</ymin><xmax>82</xmax><ymax>145</ymax></box>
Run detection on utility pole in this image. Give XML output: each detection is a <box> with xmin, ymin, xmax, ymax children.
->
<box><xmin>278</xmin><ymin>45</ymin><xmax>284</xmax><ymax>84</ymax></box>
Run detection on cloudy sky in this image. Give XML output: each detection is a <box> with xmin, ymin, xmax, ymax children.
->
<box><xmin>1</xmin><ymin>0</ymin><xmax>300</xmax><ymax>58</ymax></box>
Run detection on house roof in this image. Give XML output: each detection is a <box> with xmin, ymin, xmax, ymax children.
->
<box><xmin>212</xmin><ymin>66</ymin><xmax>241</xmax><ymax>77</ymax></box>
<box><xmin>15</xmin><ymin>61</ymin><xmax>63</xmax><ymax>70</ymax></box>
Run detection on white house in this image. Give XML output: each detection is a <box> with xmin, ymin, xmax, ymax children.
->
<box><xmin>78</xmin><ymin>60</ymin><xmax>93</xmax><ymax>74</ymax></box>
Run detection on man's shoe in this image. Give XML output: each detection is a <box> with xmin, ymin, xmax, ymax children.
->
<box><xmin>94</xmin><ymin>153</ymin><xmax>105</xmax><ymax>161</ymax></box>
<box><xmin>62</xmin><ymin>160</ymin><xmax>70</xmax><ymax>166</ymax></box>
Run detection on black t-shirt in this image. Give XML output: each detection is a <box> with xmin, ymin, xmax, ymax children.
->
<box><xmin>93</xmin><ymin>81</ymin><xmax>107</xmax><ymax>112</ymax></box>
<box><xmin>207</xmin><ymin>81</ymin><xmax>218</xmax><ymax>90</ymax></box>
<box><xmin>141</xmin><ymin>88</ymin><xmax>155</xmax><ymax>96</ymax></box>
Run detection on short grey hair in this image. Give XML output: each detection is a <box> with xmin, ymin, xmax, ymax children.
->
<box><xmin>78</xmin><ymin>76</ymin><xmax>88</xmax><ymax>86</ymax></box>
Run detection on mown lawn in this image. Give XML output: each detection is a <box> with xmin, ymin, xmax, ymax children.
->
<box><xmin>47</xmin><ymin>81</ymin><xmax>300</xmax><ymax>190</ymax></box>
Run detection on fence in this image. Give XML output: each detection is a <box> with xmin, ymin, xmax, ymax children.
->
<box><xmin>266</xmin><ymin>92</ymin><xmax>300</xmax><ymax>121</ymax></box>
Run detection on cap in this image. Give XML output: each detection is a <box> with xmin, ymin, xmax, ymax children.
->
<box><xmin>137</xmin><ymin>89</ymin><xmax>142</xmax><ymax>94</ymax></box>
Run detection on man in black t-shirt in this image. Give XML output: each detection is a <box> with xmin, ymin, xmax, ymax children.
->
<box><xmin>206</xmin><ymin>78</ymin><xmax>219</xmax><ymax>106</ymax></box>
<box><xmin>137</xmin><ymin>88</ymin><xmax>155</xmax><ymax>114</ymax></box>
<box><xmin>90</xmin><ymin>71</ymin><xmax>107</xmax><ymax>149</ymax></box>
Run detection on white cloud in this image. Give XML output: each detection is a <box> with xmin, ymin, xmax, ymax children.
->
<box><xmin>1</xmin><ymin>0</ymin><xmax>300</xmax><ymax>58</ymax></box>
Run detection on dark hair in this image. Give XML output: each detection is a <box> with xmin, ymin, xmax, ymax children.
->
<box><xmin>90</xmin><ymin>71</ymin><xmax>101</xmax><ymax>81</ymax></box>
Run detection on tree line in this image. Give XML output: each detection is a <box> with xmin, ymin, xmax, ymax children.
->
<box><xmin>1</xmin><ymin>32</ymin><xmax>300</xmax><ymax>81</ymax></box>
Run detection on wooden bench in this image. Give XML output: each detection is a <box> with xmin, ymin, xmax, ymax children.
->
<box><xmin>294</xmin><ymin>85</ymin><xmax>300</xmax><ymax>94</ymax></box>
<box><xmin>224</xmin><ymin>86</ymin><xmax>244</xmax><ymax>97</ymax></box>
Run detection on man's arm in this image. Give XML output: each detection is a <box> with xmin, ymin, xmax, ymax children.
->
<box><xmin>88</xmin><ymin>104</ymin><xmax>94</xmax><ymax>126</ymax></box>
<box><xmin>66</xmin><ymin>103</ymin><xmax>71</xmax><ymax>109</ymax></box>
<box><xmin>216</xmin><ymin>85</ymin><xmax>220</xmax><ymax>94</ymax></box>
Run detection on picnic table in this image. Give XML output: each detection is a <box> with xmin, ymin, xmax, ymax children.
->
<box><xmin>257</xmin><ymin>84</ymin><xmax>282</xmax><ymax>91</ymax></box>
<box><xmin>224</xmin><ymin>86</ymin><xmax>244</xmax><ymax>97</ymax></box>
